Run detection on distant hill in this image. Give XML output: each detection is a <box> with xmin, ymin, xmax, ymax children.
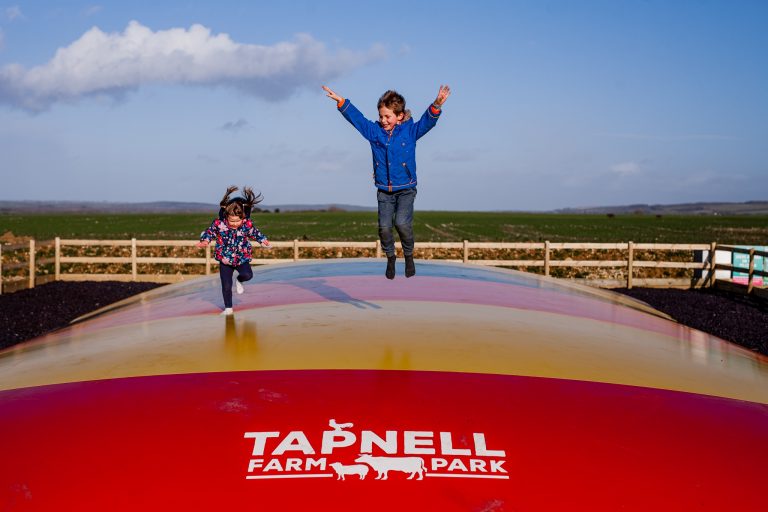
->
<box><xmin>554</xmin><ymin>201</ymin><xmax>768</xmax><ymax>216</ymax></box>
<box><xmin>257</xmin><ymin>204</ymin><xmax>376</xmax><ymax>212</ymax></box>
<box><xmin>0</xmin><ymin>201</ymin><xmax>376</xmax><ymax>214</ymax></box>
<box><xmin>0</xmin><ymin>201</ymin><xmax>218</xmax><ymax>214</ymax></box>
<box><xmin>1</xmin><ymin>200</ymin><xmax>765</xmax><ymax>215</ymax></box>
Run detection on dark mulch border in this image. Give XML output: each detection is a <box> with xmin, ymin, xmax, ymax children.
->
<box><xmin>0</xmin><ymin>281</ymin><xmax>165</xmax><ymax>350</ymax></box>
<box><xmin>616</xmin><ymin>287</ymin><xmax>768</xmax><ymax>356</ymax></box>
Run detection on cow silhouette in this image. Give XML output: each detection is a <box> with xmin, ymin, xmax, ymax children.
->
<box><xmin>329</xmin><ymin>462</ymin><xmax>369</xmax><ymax>480</ymax></box>
<box><xmin>354</xmin><ymin>454</ymin><xmax>426</xmax><ymax>480</ymax></box>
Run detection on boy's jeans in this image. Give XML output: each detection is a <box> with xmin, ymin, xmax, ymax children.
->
<box><xmin>377</xmin><ymin>188</ymin><xmax>417</xmax><ymax>257</ymax></box>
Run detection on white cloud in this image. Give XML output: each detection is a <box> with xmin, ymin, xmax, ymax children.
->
<box><xmin>221</xmin><ymin>118</ymin><xmax>249</xmax><ymax>133</ymax></box>
<box><xmin>674</xmin><ymin>170</ymin><xmax>747</xmax><ymax>188</ymax></box>
<box><xmin>432</xmin><ymin>148</ymin><xmax>481</xmax><ymax>163</ymax></box>
<box><xmin>610</xmin><ymin>161</ymin><xmax>642</xmax><ymax>176</ymax></box>
<box><xmin>0</xmin><ymin>21</ymin><xmax>386</xmax><ymax>112</ymax></box>
<box><xmin>197</xmin><ymin>154</ymin><xmax>221</xmax><ymax>164</ymax></box>
<box><xmin>5</xmin><ymin>6</ymin><xmax>23</xmax><ymax>21</ymax></box>
<box><xmin>83</xmin><ymin>5</ymin><xmax>103</xmax><ymax>17</ymax></box>
<box><xmin>261</xmin><ymin>143</ymin><xmax>354</xmax><ymax>173</ymax></box>
<box><xmin>599</xmin><ymin>132</ymin><xmax>737</xmax><ymax>142</ymax></box>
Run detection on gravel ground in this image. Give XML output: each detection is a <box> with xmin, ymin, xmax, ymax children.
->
<box><xmin>616</xmin><ymin>287</ymin><xmax>768</xmax><ymax>356</ymax></box>
<box><xmin>1</xmin><ymin>282</ymin><xmax>767</xmax><ymax>356</ymax></box>
<box><xmin>0</xmin><ymin>281</ymin><xmax>165</xmax><ymax>350</ymax></box>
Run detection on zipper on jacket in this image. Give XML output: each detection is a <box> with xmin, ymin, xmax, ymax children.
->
<box><xmin>385</xmin><ymin>128</ymin><xmax>394</xmax><ymax>191</ymax></box>
<box><xmin>402</xmin><ymin>163</ymin><xmax>414</xmax><ymax>181</ymax></box>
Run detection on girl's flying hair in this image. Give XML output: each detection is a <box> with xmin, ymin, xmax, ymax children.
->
<box><xmin>377</xmin><ymin>90</ymin><xmax>411</xmax><ymax>122</ymax></box>
<box><xmin>219</xmin><ymin>185</ymin><xmax>264</xmax><ymax>219</ymax></box>
<box><xmin>220</xmin><ymin>186</ymin><xmax>240</xmax><ymax>208</ymax></box>
<box><xmin>241</xmin><ymin>187</ymin><xmax>263</xmax><ymax>209</ymax></box>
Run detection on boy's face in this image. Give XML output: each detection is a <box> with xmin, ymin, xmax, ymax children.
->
<box><xmin>378</xmin><ymin>105</ymin><xmax>404</xmax><ymax>131</ymax></box>
<box><xmin>227</xmin><ymin>215</ymin><xmax>243</xmax><ymax>228</ymax></box>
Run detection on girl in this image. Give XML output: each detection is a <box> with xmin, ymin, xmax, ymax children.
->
<box><xmin>322</xmin><ymin>84</ymin><xmax>450</xmax><ymax>279</ymax></box>
<box><xmin>197</xmin><ymin>186</ymin><xmax>271</xmax><ymax>315</ymax></box>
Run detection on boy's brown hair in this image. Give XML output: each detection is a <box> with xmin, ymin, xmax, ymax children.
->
<box><xmin>377</xmin><ymin>90</ymin><xmax>411</xmax><ymax>121</ymax></box>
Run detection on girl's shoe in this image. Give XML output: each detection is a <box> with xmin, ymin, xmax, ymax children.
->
<box><xmin>221</xmin><ymin>308</ymin><xmax>234</xmax><ymax>316</ymax></box>
<box><xmin>235</xmin><ymin>279</ymin><xmax>244</xmax><ymax>294</ymax></box>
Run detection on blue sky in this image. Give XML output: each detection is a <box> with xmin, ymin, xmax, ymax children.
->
<box><xmin>1</xmin><ymin>1</ymin><xmax>766</xmax><ymax>211</ymax></box>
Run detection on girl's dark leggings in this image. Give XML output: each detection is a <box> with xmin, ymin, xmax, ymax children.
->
<box><xmin>219</xmin><ymin>262</ymin><xmax>253</xmax><ymax>308</ymax></box>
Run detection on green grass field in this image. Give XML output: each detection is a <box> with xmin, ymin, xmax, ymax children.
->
<box><xmin>2</xmin><ymin>211</ymin><xmax>767</xmax><ymax>244</ymax></box>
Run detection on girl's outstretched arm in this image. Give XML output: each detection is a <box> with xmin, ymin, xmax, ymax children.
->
<box><xmin>322</xmin><ymin>85</ymin><xmax>344</xmax><ymax>106</ymax></box>
<box><xmin>243</xmin><ymin>220</ymin><xmax>269</xmax><ymax>246</ymax></box>
<box><xmin>433</xmin><ymin>85</ymin><xmax>451</xmax><ymax>108</ymax></box>
<box><xmin>198</xmin><ymin>219</ymin><xmax>220</xmax><ymax>247</ymax></box>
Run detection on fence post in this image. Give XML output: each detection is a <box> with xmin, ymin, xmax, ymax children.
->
<box><xmin>376</xmin><ymin>240</ymin><xmax>382</xmax><ymax>258</ymax></box>
<box><xmin>29</xmin><ymin>239</ymin><xmax>36</xmax><ymax>289</ymax></box>
<box><xmin>55</xmin><ymin>237</ymin><xmax>61</xmax><ymax>281</ymax></box>
<box><xmin>708</xmin><ymin>242</ymin><xmax>717</xmax><ymax>287</ymax></box>
<box><xmin>544</xmin><ymin>241</ymin><xmax>550</xmax><ymax>277</ymax></box>
<box><xmin>131</xmin><ymin>238</ymin><xmax>137</xmax><ymax>281</ymax></box>
<box><xmin>463</xmin><ymin>240</ymin><xmax>469</xmax><ymax>263</ymax></box>
<box><xmin>747</xmin><ymin>248</ymin><xmax>755</xmax><ymax>294</ymax></box>
<box><xmin>293</xmin><ymin>240</ymin><xmax>299</xmax><ymax>261</ymax></box>
<box><xmin>627</xmin><ymin>241</ymin><xmax>634</xmax><ymax>289</ymax></box>
<box><xmin>205</xmin><ymin>244</ymin><xmax>211</xmax><ymax>275</ymax></box>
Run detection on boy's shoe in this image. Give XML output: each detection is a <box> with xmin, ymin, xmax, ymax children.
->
<box><xmin>385</xmin><ymin>255</ymin><xmax>397</xmax><ymax>280</ymax></box>
<box><xmin>221</xmin><ymin>308</ymin><xmax>234</xmax><ymax>316</ymax></box>
<box><xmin>405</xmin><ymin>255</ymin><xmax>416</xmax><ymax>278</ymax></box>
<box><xmin>235</xmin><ymin>279</ymin><xmax>244</xmax><ymax>294</ymax></box>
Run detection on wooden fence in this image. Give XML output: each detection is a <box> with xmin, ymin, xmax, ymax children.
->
<box><xmin>1</xmin><ymin>238</ymin><xmax>766</xmax><ymax>299</ymax></box>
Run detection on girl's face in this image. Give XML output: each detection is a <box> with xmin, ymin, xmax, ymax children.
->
<box><xmin>227</xmin><ymin>215</ymin><xmax>244</xmax><ymax>228</ymax></box>
<box><xmin>378</xmin><ymin>105</ymin><xmax>404</xmax><ymax>132</ymax></box>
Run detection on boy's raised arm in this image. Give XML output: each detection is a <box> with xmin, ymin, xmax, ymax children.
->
<box><xmin>322</xmin><ymin>85</ymin><xmax>345</xmax><ymax>107</ymax></box>
<box><xmin>323</xmin><ymin>84</ymin><xmax>378</xmax><ymax>141</ymax></box>
<box><xmin>411</xmin><ymin>85</ymin><xmax>452</xmax><ymax>140</ymax></box>
<box><xmin>433</xmin><ymin>85</ymin><xmax>451</xmax><ymax>109</ymax></box>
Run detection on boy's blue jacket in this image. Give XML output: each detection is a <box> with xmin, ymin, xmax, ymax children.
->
<box><xmin>338</xmin><ymin>99</ymin><xmax>441</xmax><ymax>192</ymax></box>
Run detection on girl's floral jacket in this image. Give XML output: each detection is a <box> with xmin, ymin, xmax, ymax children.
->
<box><xmin>199</xmin><ymin>219</ymin><xmax>268</xmax><ymax>266</ymax></box>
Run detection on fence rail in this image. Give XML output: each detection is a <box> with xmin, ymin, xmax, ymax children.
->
<box><xmin>1</xmin><ymin>238</ymin><xmax>766</xmax><ymax>300</ymax></box>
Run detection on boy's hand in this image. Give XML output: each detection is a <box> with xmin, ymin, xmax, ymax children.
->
<box><xmin>434</xmin><ymin>85</ymin><xmax>451</xmax><ymax>107</ymax></box>
<box><xmin>260</xmin><ymin>239</ymin><xmax>273</xmax><ymax>249</ymax></box>
<box><xmin>196</xmin><ymin>241</ymin><xmax>209</xmax><ymax>248</ymax></box>
<box><xmin>322</xmin><ymin>85</ymin><xmax>343</xmax><ymax>104</ymax></box>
